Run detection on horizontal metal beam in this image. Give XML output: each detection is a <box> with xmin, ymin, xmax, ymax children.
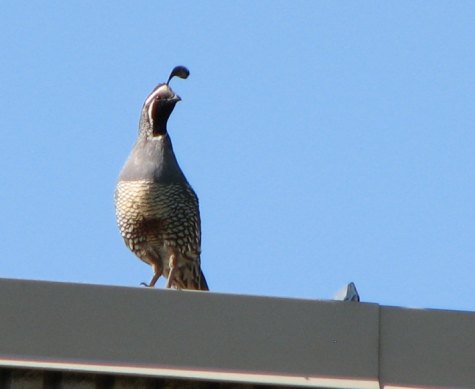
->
<box><xmin>0</xmin><ymin>278</ymin><xmax>473</xmax><ymax>388</ymax></box>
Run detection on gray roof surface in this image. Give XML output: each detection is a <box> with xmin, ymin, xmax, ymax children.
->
<box><xmin>0</xmin><ymin>278</ymin><xmax>474</xmax><ymax>388</ymax></box>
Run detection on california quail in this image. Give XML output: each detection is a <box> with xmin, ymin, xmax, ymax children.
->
<box><xmin>115</xmin><ymin>66</ymin><xmax>208</xmax><ymax>291</ymax></box>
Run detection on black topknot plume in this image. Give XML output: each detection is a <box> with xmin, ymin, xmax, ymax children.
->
<box><xmin>167</xmin><ymin>66</ymin><xmax>190</xmax><ymax>85</ymax></box>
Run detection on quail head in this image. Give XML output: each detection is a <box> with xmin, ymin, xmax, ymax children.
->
<box><xmin>115</xmin><ymin>66</ymin><xmax>208</xmax><ymax>291</ymax></box>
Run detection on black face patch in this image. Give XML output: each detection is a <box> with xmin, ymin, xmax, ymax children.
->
<box><xmin>150</xmin><ymin>98</ymin><xmax>161</xmax><ymax>123</ymax></box>
<box><xmin>149</xmin><ymin>99</ymin><xmax>177</xmax><ymax>136</ymax></box>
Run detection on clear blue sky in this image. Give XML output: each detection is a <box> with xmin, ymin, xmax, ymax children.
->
<box><xmin>1</xmin><ymin>2</ymin><xmax>474</xmax><ymax>312</ymax></box>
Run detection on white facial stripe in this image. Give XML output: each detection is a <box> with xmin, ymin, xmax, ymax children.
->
<box><xmin>147</xmin><ymin>100</ymin><xmax>155</xmax><ymax>126</ymax></box>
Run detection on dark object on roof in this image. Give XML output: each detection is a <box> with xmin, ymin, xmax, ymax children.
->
<box><xmin>334</xmin><ymin>282</ymin><xmax>360</xmax><ymax>302</ymax></box>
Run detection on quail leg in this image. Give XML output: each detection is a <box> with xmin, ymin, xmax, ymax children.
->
<box><xmin>141</xmin><ymin>263</ymin><xmax>162</xmax><ymax>287</ymax></box>
<box><xmin>166</xmin><ymin>254</ymin><xmax>177</xmax><ymax>289</ymax></box>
